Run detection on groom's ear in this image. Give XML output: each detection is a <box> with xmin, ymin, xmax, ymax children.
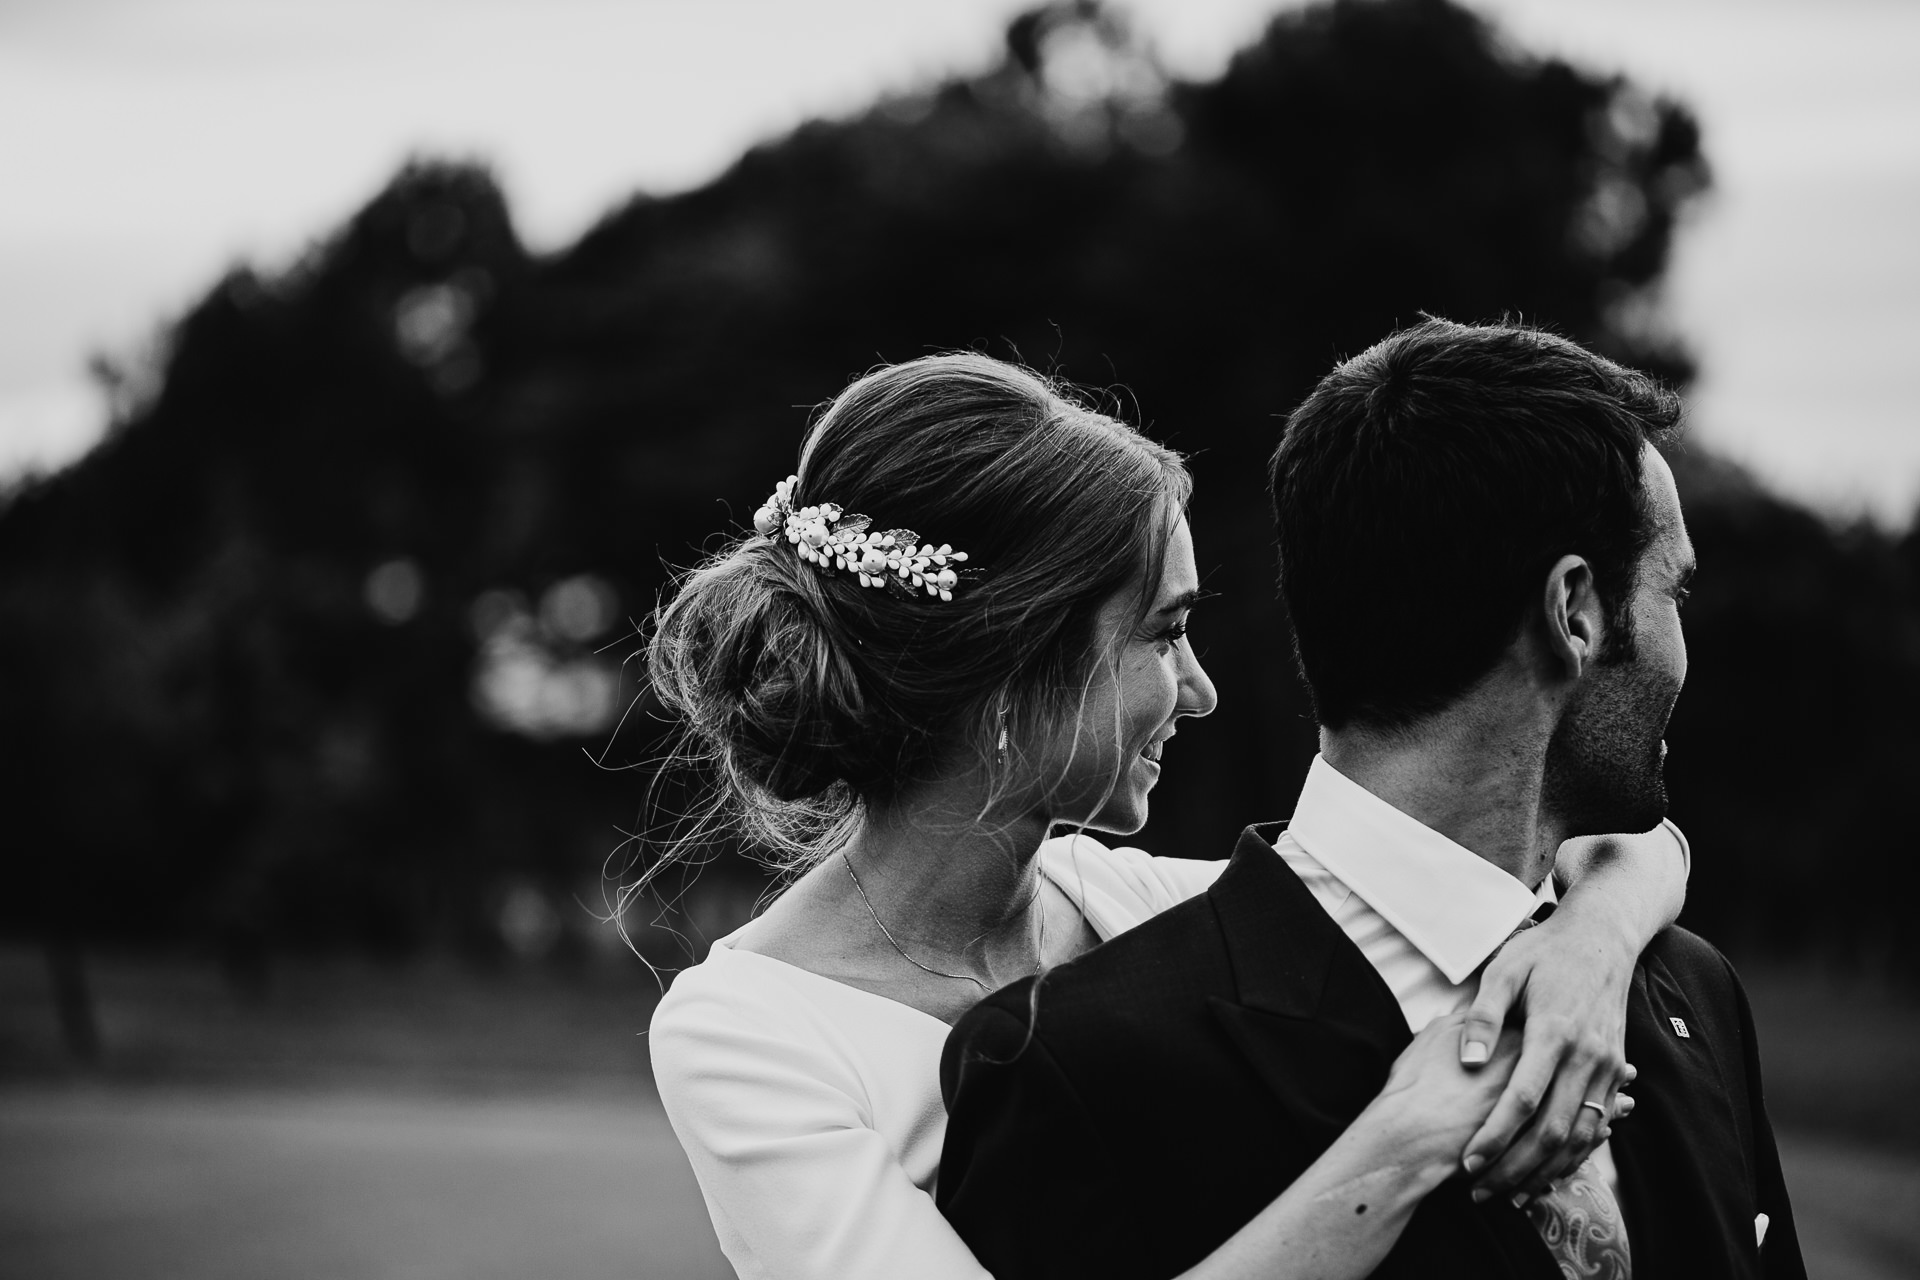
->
<box><xmin>1539</xmin><ymin>554</ymin><xmax>1602</xmax><ymax>682</ymax></box>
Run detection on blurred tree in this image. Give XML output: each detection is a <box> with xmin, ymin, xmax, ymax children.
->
<box><xmin>1663</xmin><ymin>452</ymin><xmax>1920</xmax><ymax>968</ymax></box>
<box><xmin>3</xmin><ymin>0</ymin><xmax>1910</xmax><ymax>977</ymax></box>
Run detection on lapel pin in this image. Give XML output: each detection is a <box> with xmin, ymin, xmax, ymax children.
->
<box><xmin>1669</xmin><ymin>1016</ymin><xmax>1691</xmax><ymax>1038</ymax></box>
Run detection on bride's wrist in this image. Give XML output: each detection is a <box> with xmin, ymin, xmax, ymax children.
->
<box><xmin>1556</xmin><ymin>824</ymin><xmax>1687</xmax><ymax>949</ymax></box>
<box><xmin>1345</xmin><ymin>1093</ymin><xmax>1466</xmax><ymax>1194</ymax></box>
<box><xmin>1541</xmin><ymin>877</ymin><xmax>1642</xmax><ymax>961</ymax></box>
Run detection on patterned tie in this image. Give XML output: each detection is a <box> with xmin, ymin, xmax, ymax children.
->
<box><xmin>1494</xmin><ymin>908</ymin><xmax>1634</xmax><ymax>1280</ymax></box>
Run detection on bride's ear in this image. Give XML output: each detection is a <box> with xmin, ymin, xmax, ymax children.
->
<box><xmin>1540</xmin><ymin>554</ymin><xmax>1601</xmax><ymax>681</ymax></box>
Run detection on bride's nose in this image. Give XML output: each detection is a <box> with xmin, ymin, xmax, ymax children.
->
<box><xmin>1176</xmin><ymin>643</ymin><xmax>1218</xmax><ymax>719</ymax></box>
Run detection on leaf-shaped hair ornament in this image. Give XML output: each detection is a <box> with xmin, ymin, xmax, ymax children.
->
<box><xmin>752</xmin><ymin>475</ymin><xmax>977</xmax><ymax>601</ymax></box>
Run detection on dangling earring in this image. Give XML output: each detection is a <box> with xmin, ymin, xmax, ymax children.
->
<box><xmin>995</xmin><ymin>702</ymin><xmax>1010</xmax><ymax>760</ymax></box>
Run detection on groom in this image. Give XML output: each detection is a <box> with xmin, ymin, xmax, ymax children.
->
<box><xmin>937</xmin><ymin>320</ymin><xmax>1804</xmax><ymax>1278</ymax></box>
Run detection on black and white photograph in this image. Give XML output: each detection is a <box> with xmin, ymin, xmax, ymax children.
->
<box><xmin>2</xmin><ymin>1</ymin><xmax>1916</xmax><ymax>1277</ymax></box>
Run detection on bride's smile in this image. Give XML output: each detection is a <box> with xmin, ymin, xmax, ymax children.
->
<box><xmin>1030</xmin><ymin>516</ymin><xmax>1216</xmax><ymax>837</ymax></box>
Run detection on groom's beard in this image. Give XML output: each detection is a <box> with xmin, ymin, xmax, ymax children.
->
<box><xmin>1542</xmin><ymin>656</ymin><xmax>1681</xmax><ymax>837</ymax></box>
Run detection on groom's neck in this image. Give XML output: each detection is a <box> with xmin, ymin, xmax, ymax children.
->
<box><xmin>1321</xmin><ymin>707</ymin><xmax>1565</xmax><ymax>890</ymax></box>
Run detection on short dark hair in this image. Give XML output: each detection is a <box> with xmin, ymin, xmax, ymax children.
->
<box><xmin>1270</xmin><ymin>318</ymin><xmax>1683</xmax><ymax>731</ymax></box>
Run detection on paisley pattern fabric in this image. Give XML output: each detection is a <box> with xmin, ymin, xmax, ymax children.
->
<box><xmin>1527</xmin><ymin>1157</ymin><xmax>1632</xmax><ymax>1280</ymax></box>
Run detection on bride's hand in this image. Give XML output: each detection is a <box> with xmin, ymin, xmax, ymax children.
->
<box><xmin>1453</xmin><ymin>857</ymin><xmax>1647</xmax><ymax>1201</ymax></box>
<box><xmin>1361</xmin><ymin>1012</ymin><xmax>1524</xmax><ymax>1180</ymax></box>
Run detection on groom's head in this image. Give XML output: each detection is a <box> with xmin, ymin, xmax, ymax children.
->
<box><xmin>1271</xmin><ymin>318</ymin><xmax>1692</xmax><ymax>834</ymax></box>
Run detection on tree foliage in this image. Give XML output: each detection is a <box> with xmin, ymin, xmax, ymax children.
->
<box><xmin>3</xmin><ymin>0</ymin><xmax>1909</xmax><ymax>971</ymax></box>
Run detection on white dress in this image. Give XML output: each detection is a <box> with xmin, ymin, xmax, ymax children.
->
<box><xmin>649</xmin><ymin>835</ymin><xmax>1226</xmax><ymax>1280</ymax></box>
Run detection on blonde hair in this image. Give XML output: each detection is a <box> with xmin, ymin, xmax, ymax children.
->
<box><xmin>624</xmin><ymin>353</ymin><xmax>1189</xmax><ymax>934</ymax></box>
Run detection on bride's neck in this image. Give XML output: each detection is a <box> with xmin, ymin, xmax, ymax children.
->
<box><xmin>839</xmin><ymin>787</ymin><xmax>1051</xmax><ymax>959</ymax></box>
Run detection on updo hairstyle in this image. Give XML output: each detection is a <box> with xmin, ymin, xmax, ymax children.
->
<box><xmin>645</xmin><ymin>352</ymin><xmax>1191</xmax><ymax>875</ymax></box>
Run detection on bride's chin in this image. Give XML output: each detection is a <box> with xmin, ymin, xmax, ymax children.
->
<box><xmin>1084</xmin><ymin>797</ymin><xmax>1150</xmax><ymax>838</ymax></box>
<box><xmin>1039</xmin><ymin>771</ymin><xmax>1155</xmax><ymax>837</ymax></box>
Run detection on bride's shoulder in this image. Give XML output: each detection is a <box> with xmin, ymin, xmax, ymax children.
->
<box><xmin>1039</xmin><ymin>832</ymin><xmax>1227</xmax><ymax>915</ymax></box>
<box><xmin>650</xmin><ymin>940</ymin><xmax>816</xmax><ymax>1046</ymax></box>
<box><xmin>650</xmin><ymin>943</ymin><xmax>761</xmax><ymax>1026</ymax></box>
<box><xmin>649</xmin><ymin>945</ymin><xmax>851</xmax><ymax>1085</ymax></box>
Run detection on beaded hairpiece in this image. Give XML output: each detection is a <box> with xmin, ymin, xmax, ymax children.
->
<box><xmin>752</xmin><ymin>475</ymin><xmax>974</xmax><ymax>601</ymax></box>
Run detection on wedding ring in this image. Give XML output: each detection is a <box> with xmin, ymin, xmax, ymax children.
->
<box><xmin>1580</xmin><ymin>1100</ymin><xmax>1609</xmax><ymax>1117</ymax></box>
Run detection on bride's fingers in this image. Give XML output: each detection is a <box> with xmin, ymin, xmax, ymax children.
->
<box><xmin>1459</xmin><ymin>958</ymin><xmax>1522</xmax><ymax>1068</ymax></box>
<box><xmin>1570</xmin><ymin>1089</ymin><xmax>1610</xmax><ymax>1148</ymax></box>
<box><xmin>1472</xmin><ymin>1013</ymin><xmax>1622</xmax><ymax>1198</ymax></box>
<box><xmin>1530</xmin><ymin>1081</ymin><xmax>1636</xmax><ymax>1194</ymax></box>
<box><xmin>1529</xmin><ymin>1087</ymin><xmax>1612</xmax><ymax>1190</ymax></box>
<box><xmin>1460</xmin><ymin>1043</ymin><xmax>1556</xmax><ymax>1182</ymax></box>
<box><xmin>1605</xmin><ymin>1063</ymin><xmax>1636</xmax><ymax>1125</ymax></box>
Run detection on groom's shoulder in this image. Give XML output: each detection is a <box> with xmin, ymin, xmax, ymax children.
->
<box><xmin>986</xmin><ymin>822</ymin><xmax>1287</xmax><ymax>1031</ymax></box>
<box><xmin>942</xmin><ymin>887</ymin><xmax>1235</xmax><ymax>1117</ymax></box>
<box><xmin>946</xmin><ymin>824</ymin><xmax>1298</xmax><ymax>1088</ymax></box>
<box><xmin>952</xmin><ymin>852</ymin><xmax>1252</xmax><ymax>1068</ymax></box>
<box><xmin>1636</xmin><ymin>923</ymin><xmax>1759</xmax><ymax>1034</ymax></box>
<box><xmin>1006</xmin><ymin>884</ymin><xmax>1229</xmax><ymax>1027</ymax></box>
<box><xmin>1641</xmin><ymin>922</ymin><xmax>1739</xmax><ymax>987</ymax></box>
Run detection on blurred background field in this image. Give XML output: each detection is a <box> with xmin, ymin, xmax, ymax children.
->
<box><xmin>3</xmin><ymin>948</ymin><xmax>1920</xmax><ymax>1279</ymax></box>
<box><xmin>3</xmin><ymin>0</ymin><xmax>1919</xmax><ymax>1275</ymax></box>
<box><xmin>0</xmin><ymin>948</ymin><xmax>734</xmax><ymax>1280</ymax></box>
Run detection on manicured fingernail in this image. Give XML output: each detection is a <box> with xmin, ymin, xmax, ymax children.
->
<box><xmin>1462</xmin><ymin>1154</ymin><xmax>1485</xmax><ymax>1175</ymax></box>
<box><xmin>1511</xmin><ymin>1193</ymin><xmax>1530</xmax><ymax>1210</ymax></box>
<box><xmin>1461</xmin><ymin>1040</ymin><xmax>1490</xmax><ymax>1065</ymax></box>
<box><xmin>1619</xmin><ymin>1096</ymin><xmax>1635</xmax><ymax>1114</ymax></box>
<box><xmin>1471</xmin><ymin>1188</ymin><xmax>1492</xmax><ymax>1204</ymax></box>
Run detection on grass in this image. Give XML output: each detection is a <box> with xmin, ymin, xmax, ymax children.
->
<box><xmin>3</xmin><ymin>946</ymin><xmax>1919</xmax><ymax>1279</ymax></box>
<box><xmin>0</xmin><ymin>945</ymin><xmax>667</xmax><ymax>1095</ymax></box>
<box><xmin>0</xmin><ymin>1085</ymin><xmax>732</xmax><ymax>1280</ymax></box>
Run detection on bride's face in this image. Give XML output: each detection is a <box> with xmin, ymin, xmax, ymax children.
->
<box><xmin>1032</xmin><ymin>517</ymin><xmax>1217</xmax><ymax>835</ymax></box>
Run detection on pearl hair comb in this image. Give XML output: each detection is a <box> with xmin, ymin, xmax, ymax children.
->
<box><xmin>752</xmin><ymin>475</ymin><xmax>973</xmax><ymax>601</ymax></box>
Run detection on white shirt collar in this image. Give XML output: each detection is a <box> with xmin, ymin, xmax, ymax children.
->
<box><xmin>1286</xmin><ymin>755</ymin><xmax>1549</xmax><ymax>984</ymax></box>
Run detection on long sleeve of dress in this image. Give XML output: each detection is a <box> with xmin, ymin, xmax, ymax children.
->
<box><xmin>650</xmin><ymin>960</ymin><xmax>994</xmax><ymax>1280</ymax></box>
<box><xmin>647</xmin><ymin>838</ymin><xmax>1222</xmax><ymax>1280</ymax></box>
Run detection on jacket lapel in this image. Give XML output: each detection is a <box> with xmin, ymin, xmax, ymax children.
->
<box><xmin>1201</xmin><ymin>823</ymin><xmax>1558</xmax><ymax>1280</ymax></box>
<box><xmin>1205</xmin><ymin>823</ymin><xmax>1412</xmax><ymax>1139</ymax></box>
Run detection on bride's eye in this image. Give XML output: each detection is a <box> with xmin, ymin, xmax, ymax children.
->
<box><xmin>1155</xmin><ymin>619</ymin><xmax>1190</xmax><ymax>652</ymax></box>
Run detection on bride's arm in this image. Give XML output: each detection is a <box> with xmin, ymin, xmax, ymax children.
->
<box><xmin>1175</xmin><ymin>1014</ymin><xmax>1532</xmax><ymax>1280</ymax></box>
<box><xmin>1454</xmin><ymin>819</ymin><xmax>1689</xmax><ymax>1200</ymax></box>
<box><xmin>942</xmin><ymin>1006</ymin><xmax>1561</xmax><ymax>1280</ymax></box>
<box><xmin>658</xmin><ymin>959</ymin><xmax>1488</xmax><ymax>1280</ymax></box>
<box><xmin>650</xmin><ymin>979</ymin><xmax>995</xmax><ymax>1280</ymax></box>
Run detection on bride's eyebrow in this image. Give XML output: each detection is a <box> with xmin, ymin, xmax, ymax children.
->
<box><xmin>1152</xmin><ymin>588</ymin><xmax>1215</xmax><ymax>617</ymax></box>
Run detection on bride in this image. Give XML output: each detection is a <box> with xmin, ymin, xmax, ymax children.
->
<box><xmin>642</xmin><ymin>353</ymin><xmax>1685</xmax><ymax>1279</ymax></box>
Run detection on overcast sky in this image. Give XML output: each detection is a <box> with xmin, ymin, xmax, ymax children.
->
<box><xmin>2</xmin><ymin>0</ymin><xmax>1915</xmax><ymax>520</ymax></box>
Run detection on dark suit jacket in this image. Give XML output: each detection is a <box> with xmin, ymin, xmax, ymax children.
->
<box><xmin>938</xmin><ymin>824</ymin><xmax>1805</xmax><ymax>1280</ymax></box>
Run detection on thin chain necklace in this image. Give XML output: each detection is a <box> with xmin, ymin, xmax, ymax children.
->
<box><xmin>841</xmin><ymin>850</ymin><xmax>1012</xmax><ymax>992</ymax></box>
